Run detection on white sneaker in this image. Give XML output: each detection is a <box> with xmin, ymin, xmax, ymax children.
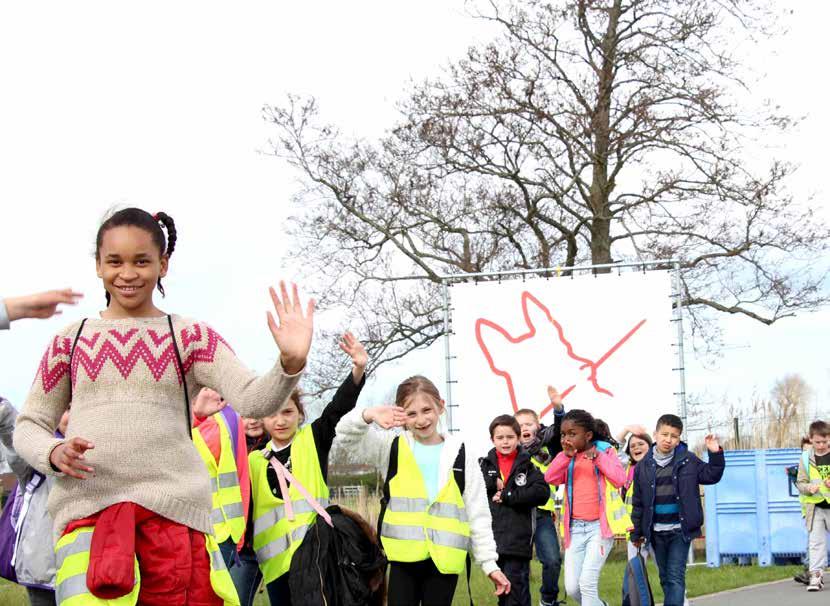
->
<box><xmin>807</xmin><ymin>571</ymin><xmax>823</xmax><ymax>592</ymax></box>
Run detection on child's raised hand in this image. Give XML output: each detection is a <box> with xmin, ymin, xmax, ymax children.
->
<box><xmin>361</xmin><ymin>406</ymin><xmax>407</xmax><ymax>430</ymax></box>
<box><xmin>488</xmin><ymin>570</ymin><xmax>511</xmax><ymax>596</ymax></box>
<box><xmin>704</xmin><ymin>434</ymin><xmax>720</xmax><ymax>453</ymax></box>
<box><xmin>546</xmin><ymin>385</ymin><xmax>563</xmax><ymax>411</ymax></box>
<box><xmin>50</xmin><ymin>437</ymin><xmax>95</xmax><ymax>479</ymax></box>
<box><xmin>339</xmin><ymin>332</ymin><xmax>368</xmax><ymax>383</ymax></box>
<box><xmin>192</xmin><ymin>387</ymin><xmax>226</xmax><ymax>419</ymax></box>
<box><xmin>267</xmin><ymin>281</ymin><xmax>314</xmax><ymax>375</ymax></box>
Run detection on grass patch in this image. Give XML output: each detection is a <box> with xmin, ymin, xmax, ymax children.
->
<box><xmin>453</xmin><ymin>558</ymin><xmax>801</xmax><ymax>606</ymax></box>
<box><xmin>0</xmin><ymin>560</ymin><xmax>799</xmax><ymax>605</ymax></box>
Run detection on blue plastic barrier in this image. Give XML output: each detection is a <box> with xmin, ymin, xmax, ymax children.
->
<box><xmin>704</xmin><ymin>448</ymin><xmax>828</xmax><ymax>567</ymax></box>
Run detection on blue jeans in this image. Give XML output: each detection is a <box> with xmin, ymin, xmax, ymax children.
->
<box><xmin>564</xmin><ymin>519</ymin><xmax>612</xmax><ymax>606</ymax></box>
<box><xmin>229</xmin><ymin>545</ymin><xmax>263</xmax><ymax>606</ymax></box>
<box><xmin>651</xmin><ymin>529</ymin><xmax>690</xmax><ymax>606</ymax></box>
<box><xmin>535</xmin><ymin>511</ymin><xmax>562</xmax><ymax>604</ymax></box>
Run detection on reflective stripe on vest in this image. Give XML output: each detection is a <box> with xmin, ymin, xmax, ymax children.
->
<box><xmin>602</xmin><ymin>457</ymin><xmax>632</xmax><ymax>535</ymax></box>
<box><xmin>193</xmin><ymin>413</ymin><xmax>246</xmax><ymax>544</ymax></box>
<box><xmin>55</xmin><ymin>528</ymin><xmax>139</xmax><ymax>606</ymax></box>
<box><xmin>529</xmin><ymin>453</ymin><xmax>557</xmax><ymax>512</ymax></box>
<box><xmin>379</xmin><ymin>437</ymin><xmax>471</xmax><ymax>574</ymax></box>
<box><xmin>204</xmin><ymin>533</ymin><xmax>240</xmax><ymax>605</ymax></box>
<box><xmin>249</xmin><ymin>425</ymin><xmax>330</xmax><ymax>584</ymax></box>
<box><xmin>55</xmin><ymin>527</ymin><xmax>239</xmax><ymax>606</ymax></box>
<box><xmin>801</xmin><ymin>451</ymin><xmax>830</xmax><ymax>505</ymax></box>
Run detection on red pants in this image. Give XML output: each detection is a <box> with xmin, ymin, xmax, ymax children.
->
<box><xmin>64</xmin><ymin>502</ymin><xmax>222</xmax><ymax>606</ymax></box>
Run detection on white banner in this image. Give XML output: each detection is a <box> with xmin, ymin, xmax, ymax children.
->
<box><xmin>448</xmin><ymin>271</ymin><xmax>676</xmax><ymax>458</ymax></box>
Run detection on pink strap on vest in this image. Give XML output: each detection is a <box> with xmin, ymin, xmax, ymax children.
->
<box><xmin>268</xmin><ymin>457</ymin><xmax>333</xmax><ymax>527</ymax></box>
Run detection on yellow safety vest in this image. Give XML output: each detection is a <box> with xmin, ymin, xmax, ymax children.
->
<box><xmin>54</xmin><ymin>527</ymin><xmax>239</xmax><ymax>606</ymax></box>
<box><xmin>249</xmin><ymin>426</ymin><xmax>330</xmax><ymax>584</ymax></box>
<box><xmin>379</xmin><ymin>437</ymin><xmax>471</xmax><ymax>575</ymax></box>
<box><xmin>192</xmin><ymin>414</ymin><xmax>246</xmax><ymax>544</ymax></box>
<box><xmin>801</xmin><ymin>451</ymin><xmax>830</xmax><ymax>505</ymax></box>
<box><xmin>529</xmin><ymin>449</ymin><xmax>556</xmax><ymax>512</ymax></box>
<box><xmin>604</xmin><ymin>458</ymin><xmax>633</xmax><ymax>536</ymax></box>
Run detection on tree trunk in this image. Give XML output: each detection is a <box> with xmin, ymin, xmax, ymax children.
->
<box><xmin>587</xmin><ymin>0</ymin><xmax>621</xmax><ymax>270</ymax></box>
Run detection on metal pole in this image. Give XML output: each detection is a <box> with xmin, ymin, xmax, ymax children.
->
<box><xmin>438</xmin><ymin>259</ymin><xmax>679</xmax><ymax>282</ymax></box>
<box><xmin>672</xmin><ymin>261</ymin><xmax>688</xmax><ymax>434</ymax></box>
<box><xmin>442</xmin><ymin>281</ymin><xmax>455</xmax><ymax>433</ymax></box>
<box><xmin>733</xmin><ymin>417</ymin><xmax>740</xmax><ymax>449</ymax></box>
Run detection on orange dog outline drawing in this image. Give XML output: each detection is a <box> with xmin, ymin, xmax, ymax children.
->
<box><xmin>475</xmin><ymin>290</ymin><xmax>647</xmax><ymax>418</ymax></box>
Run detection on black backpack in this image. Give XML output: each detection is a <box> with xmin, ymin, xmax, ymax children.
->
<box><xmin>289</xmin><ymin>505</ymin><xmax>387</xmax><ymax>606</ymax></box>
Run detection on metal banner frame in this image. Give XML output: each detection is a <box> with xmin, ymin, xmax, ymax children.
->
<box><xmin>440</xmin><ymin>260</ymin><xmax>686</xmax><ymax>434</ymax></box>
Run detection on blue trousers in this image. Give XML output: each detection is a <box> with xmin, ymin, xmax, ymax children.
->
<box><xmin>534</xmin><ymin>511</ymin><xmax>562</xmax><ymax>604</ymax></box>
<box><xmin>651</xmin><ymin>529</ymin><xmax>691</xmax><ymax>606</ymax></box>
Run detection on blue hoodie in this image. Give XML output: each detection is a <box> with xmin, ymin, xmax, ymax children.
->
<box><xmin>630</xmin><ymin>441</ymin><xmax>725</xmax><ymax>542</ymax></box>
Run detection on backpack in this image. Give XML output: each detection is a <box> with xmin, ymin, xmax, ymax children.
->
<box><xmin>0</xmin><ymin>482</ymin><xmax>19</xmax><ymax>582</ymax></box>
<box><xmin>622</xmin><ymin>549</ymin><xmax>654</xmax><ymax>606</ymax></box>
<box><xmin>288</xmin><ymin>505</ymin><xmax>387</xmax><ymax>606</ymax></box>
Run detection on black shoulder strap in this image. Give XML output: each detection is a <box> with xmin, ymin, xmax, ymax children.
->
<box><xmin>167</xmin><ymin>315</ymin><xmax>192</xmax><ymax>440</ymax></box>
<box><xmin>453</xmin><ymin>442</ymin><xmax>466</xmax><ymax>495</ymax></box>
<box><xmin>67</xmin><ymin>319</ymin><xmax>88</xmax><ymax>395</ymax></box>
<box><xmin>454</xmin><ymin>442</ymin><xmax>473</xmax><ymax>606</ymax></box>
<box><xmin>377</xmin><ymin>435</ymin><xmax>400</xmax><ymax>539</ymax></box>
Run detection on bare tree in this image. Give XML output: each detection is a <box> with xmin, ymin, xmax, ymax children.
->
<box><xmin>266</xmin><ymin>0</ymin><xmax>829</xmax><ymax>390</ymax></box>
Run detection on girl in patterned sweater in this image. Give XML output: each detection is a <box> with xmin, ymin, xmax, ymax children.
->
<box><xmin>13</xmin><ymin>207</ymin><xmax>314</xmax><ymax>606</ymax></box>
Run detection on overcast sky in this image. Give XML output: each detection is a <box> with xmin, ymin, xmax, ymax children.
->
<box><xmin>1</xmin><ymin>1</ymin><xmax>828</xmax><ymax>441</ymax></box>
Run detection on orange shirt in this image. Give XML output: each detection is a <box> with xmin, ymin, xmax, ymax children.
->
<box><xmin>571</xmin><ymin>454</ymin><xmax>600</xmax><ymax>521</ymax></box>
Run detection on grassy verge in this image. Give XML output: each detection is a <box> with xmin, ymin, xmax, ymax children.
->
<box><xmin>1</xmin><ymin>560</ymin><xmax>800</xmax><ymax>605</ymax></box>
<box><xmin>453</xmin><ymin>558</ymin><xmax>801</xmax><ymax>606</ymax></box>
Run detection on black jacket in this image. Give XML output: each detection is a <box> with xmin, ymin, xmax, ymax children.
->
<box><xmin>480</xmin><ymin>449</ymin><xmax>550</xmax><ymax>558</ymax></box>
<box><xmin>630</xmin><ymin>442</ymin><xmax>725</xmax><ymax>543</ymax></box>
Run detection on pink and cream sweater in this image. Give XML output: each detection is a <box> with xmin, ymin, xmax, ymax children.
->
<box><xmin>13</xmin><ymin>315</ymin><xmax>302</xmax><ymax>540</ymax></box>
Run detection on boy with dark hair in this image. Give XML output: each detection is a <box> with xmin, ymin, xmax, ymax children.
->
<box><xmin>481</xmin><ymin>415</ymin><xmax>550</xmax><ymax>606</ymax></box>
<box><xmin>796</xmin><ymin>420</ymin><xmax>830</xmax><ymax>592</ymax></box>
<box><xmin>630</xmin><ymin>414</ymin><xmax>725</xmax><ymax>606</ymax></box>
<box><xmin>515</xmin><ymin>386</ymin><xmax>565</xmax><ymax>606</ymax></box>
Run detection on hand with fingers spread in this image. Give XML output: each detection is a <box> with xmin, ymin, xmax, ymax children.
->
<box><xmin>5</xmin><ymin>289</ymin><xmax>83</xmax><ymax>323</ymax></box>
<box><xmin>547</xmin><ymin>385</ymin><xmax>563</xmax><ymax>412</ymax></box>
<box><xmin>266</xmin><ymin>281</ymin><xmax>314</xmax><ymax>375</ymax></box>
<box><xmin>704</xmin><ymin>434</ymin><xmax>721</xmax><ymax>453</ymax></box>
<box><xmin>361</xmin><ymin>405</ymin><xmax>407</xmax><ymax>430</ymax></box>
<box><xmin>339</xmin><ymin>331</ymin><xmax>368</xmax><ymax>384</ymax></box>
<box><xmin>50</xmin><ymin>437</ymin><xmax>95</xmax><ymax>479</ymax></box>
<box><xmin>192</xmin><ymin>387</ymin><xmax>227</xmax><ymax>420</ymax></box>
<box><xmin>489</xmin><ymin>570</ymin><xmax>511</xmax><ymax>596</ymax></box>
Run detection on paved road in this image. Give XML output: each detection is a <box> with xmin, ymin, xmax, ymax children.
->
<box><xmin>691</xmin><ymin>579</ymin><xmax>822</xmax><ymax>605</ymax></box>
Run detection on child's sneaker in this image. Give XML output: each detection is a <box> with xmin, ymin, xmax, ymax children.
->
<box><xmin>807</xmin><ymin>571</ymin><xmax>823</xmax><ymax>591</ymax></box>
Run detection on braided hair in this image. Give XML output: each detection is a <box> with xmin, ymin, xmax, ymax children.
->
<box><xmin>562</xmin><ymin>409</ymin><xmax>619</xmax><ymax>448</ymax></box>
<box><xmin>593</xmin><ymin>418</ymin><xmax>620</xmax><ymax>449</ymax></box>
<box><xmin>94</xmin><ymin>207</ymin><xmax>177</xmax><ymax>304</ymax></box>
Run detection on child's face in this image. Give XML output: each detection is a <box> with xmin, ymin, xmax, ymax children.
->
<box><xmin>628</xmin><ymin>435</ymin><xmax>650</xmax><ymax>462</ymax></box>
<box><xmin>654</xmin><ymin>424</ymin><xmax>681</xmax><ymax>454</ymax></box>
<box><xmin>242</xmin><ymin>417</ymin><xmax>264</xmax><ymax>439</ymax></box>
<box><xmin>263</xmin><ymin>401</ymin><xmax>303</xmax><ymax>446</ymax></box>
<box><xmin>515</xmin><ymin>413</ymin><xmax>540</xmax><ymax>446</ymax></box>
<box><xmin>560</xmin><ymin>419</ymin><xmax>592</xmax><ymax>453</ymax></box>
<box><xmin>402</xmin><ymin>393</ymin><xmax>443</xmax><ymax>444</ymax></box>
<box><xmin>492</xmin><ymin>425</ymin><xmax>519</xmax><ymax>456</ymax></box>
<box><xmin>96</xmin><ymin>226</ymin><xmax>168</xmax><ymax>314</ymax></box>
<box><xmin>811</xmin><ymin>433</ymin><xmax>830</xmax><ymax>456</ymax></box>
